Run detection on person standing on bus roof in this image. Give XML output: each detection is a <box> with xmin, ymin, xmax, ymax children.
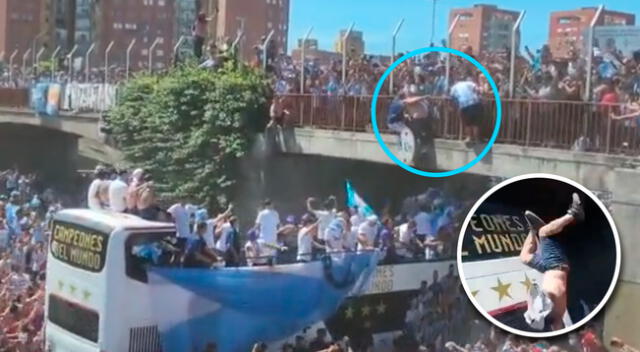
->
<box><xmin>520</xmin><ymin>193</ymin><xmax>584</xmax><ymax>331</ymax></box>
<box><xmin>255</xmin><ymin>199</ymin><xmax>281</xmax><ymax>265</ymax></box>
<box><xmin>126</xmin><ymin>168</ymin><xmax>144</xmax><ymax>214</ymax></box>
<box><xmin>357</xmin><ymin>215</ymin><xmax>378</xmax><ymax>253</ymax></box>
<box><xmin>136</xmin><ymin>173</ymin><xmax>156</xmax><ymax>221</ymax></box>
<box><xmin>97</xmin><ymin>168</ymin><xmax>113</xmax><ymax>210</ymax></box>
<box><xmin>108</xmin><ymin>169</ymin><xmax>128</xmax><ymax>213</ymax></box>
<box><xmin>168</xmin><ymin>200</ymin><xmax>192</xmax><ymax>240</ymax></box>
<box><xmin>182</xmin><ymin>222</ymin><xmax>218</xmax><ymax>268</ymax></box>
<box><xmin>87</xmin><ymin>165</ymin><xmax>106</xmax><ymax>211</ymax></box>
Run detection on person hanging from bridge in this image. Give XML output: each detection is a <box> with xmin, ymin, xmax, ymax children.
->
<box><xmin>519</xmin><ymin>192</ymin><xmax>584</xmax><ymax>331</ymax></box>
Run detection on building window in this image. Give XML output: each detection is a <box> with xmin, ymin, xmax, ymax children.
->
<box><xmin>267</xmin><ymin>21</ymin><xmax>273</xmax><ymax>29</ymax></box>
<box><xmin>158</xmin><ymin>0</ymin><xmax>165</xmax><ymax>5</ymax></box>
<box><xmin>459</xmin><ymin>13</ymin><xmax>473</xmax><ymax>20</ymax></box>
<box><xmin>157</xmin><ymin>50</ymin><xmax>164</xmax><ymax>57</ymax></box>
<box><xmin>558</xmin><ymin>16</ymin><xmax>579</xmax><ymax>25</ymax></box>
<box><xmin>458</xmin><ymin>33</ymin><xmax>470</xmax><ymax>38</ymax></box>
<box><xmin>141</xmin><ymin>49</ymin><xmax>149</xmax><ymax>55</ymax></box>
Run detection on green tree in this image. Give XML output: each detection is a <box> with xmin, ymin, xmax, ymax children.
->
<box><xmin>107</xmin><ymin>61</ymin><xmax>270</xmax><ymax>209</ymax></box>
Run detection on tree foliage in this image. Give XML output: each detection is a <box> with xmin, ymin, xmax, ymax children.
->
<box><xmin>107</xmin><ymin>62</ymin><xmax>270</xmax><ymax>209</ymax></box>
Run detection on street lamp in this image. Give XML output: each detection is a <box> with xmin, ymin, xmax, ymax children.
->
<box><xmin>67</xmin><ymin>44</ymin><xmax>78</xmax><ymax>81</ymax></box>
<box><xmin>51</xmin><ymin>46</ymin><xmax>61</xmax><ymax>80</ymax></box>
<box><xmin>231</xmin><ymin>17</ymin><xmax>246</xmax><ymax>59</ymax></box>
<box><xmin>104</xmin><ymin>41</ymin><xmax>114</xmax><ymax>83</ymax></box>
<box><xmin>584</xmin><ymin>4</ymin><xmax>605</xmax><ymax>102</ymax></box>
<box><xmin>508</xmin><ymin>11</ymin><xmax>526</xmax><ymax>98</ymax></box>
<box><xmin>85</xmin><ymin>43</ymin><xmax>96</xmax><ymax>82</ymax></box>
<box><xmin>262</xmin><ymin>30</ymin><xmax>275</xmax><ymax>71</ymax></box>
<box><xmin>341</xmin><ymin>22</ymin><xmax>355</xmax><ymax>85</ymax></box>
<box><xmin>389</xmin><ymin>19</ymin><xmax>405</xmax><ymax>95</ymax></box>
<box><xmin>22</xmin><ymin>48</ymin><xmax>32</xmax><ymax>77</ymax></box>
<box><xmin>445</xmin><ymin>15</ymin><xmax>460</xmax><ymax>93</ymax></box>
<box><xmin>430</xmin><ymin>0</ymin><xmax>437</xmax><ymax>45</ymax></box>
<box><xmin>148</xmin><ymin>37</ymin><xmax>161</xmax><ymax>74</ymax></box>
<box><xmin>126</xmin><ymin>39</ymin><xmax>137</xmax><ymax>79</ymax></box>
<box><xmin>8</xmin><ymin>50</ymin><xmax>18</xmax><ymax>83</ymax></box>
<box><xmin>34</xmin><ymin>47</ymin><xmax>46</xmax><ymax>76</ymax></box>
<box><xmin>299</xmin><ymin>26</ymin><xmax>313</xmax><ymax>94</ymax></box>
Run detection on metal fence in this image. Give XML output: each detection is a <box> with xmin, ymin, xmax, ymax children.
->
<box><xmin>283</xmin><ymin>94</ymin><xmax>639</xmax><ymax>155</ymax></box>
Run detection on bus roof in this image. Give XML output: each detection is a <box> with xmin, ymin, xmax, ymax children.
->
<box><xmin>54</xmin><ymin>209</ymin><xmax>174</xmax><ymax>235</ymax></box>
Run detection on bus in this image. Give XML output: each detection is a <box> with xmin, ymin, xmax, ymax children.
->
<box><xmin>46</xmin><ymin>209</ymin><xmax>173</xmax><ymax>351</ymax></box>
<box><xmin>460</xmin><ymin>207</ymin><xmax>543</xmax><ymax>331</ymax></box>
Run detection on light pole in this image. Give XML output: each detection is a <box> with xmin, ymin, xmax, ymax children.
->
<box><xmin>31</xmin><ymin>30</ymin><xmax>47</xmax><ymax>68</ymax></box>
<box><xmin>126</xmin><ymin>39</ymin><xmax>136</xmax><ymax>79</ymax></box>
<box><xmin>389</xmin><ymin>19</ymin><xmax>405</xmax><ymax>95</ymax></box>
<box><xmin>148</xmin><ymin>37</ymin><xmax>161</xmax><ymax>74</ymax></box>
<box><xmin>173</xmin><ymin>36</ymin><xmax>186</xmax><ymax>66</ymax></box>
<box><xmin>299</xmin><ymin>26</ymin><xmax>313</xmax><ymax>94</ymax></box>
<box><xmin>584</xmin><ymin>5</ymin><xmax>604</xmax><ymax>102</ymax></box>
<box><xmin>51</xmin><ymin>46</ymin><xmax>61</xmax><ymax>80</ymax></box>
<box><xmin>34</xmin><ymin>47</ymin><xmax>46</xmax><ymax>76</ymax></box>
<box><xmin>430</xmin><ymin>0</ymin><xmax>437</xmax><ymax>45</ymax></box>
<box><xmin>85</xmin><ymin>43</ymin><xmax>96</xmax><ymax>82</ymax></box>
<box><xmin>508</xmin><ymin>10</ymin><xmax>526</xmax><ymax>98</ymax></box>
<box><xmin>445</xmin><ymin>15</ymin><xmax>460</xmax><ymax>93</ymax></box>
<box><xmin>262</xmin><ymin>30</ymin><xmax>275</xmax><ymax>71</ymax></box>
<box><xmin>341</xmin><ymin>22</ymin><xmax>355</xmax><ymax>85</ymax></box>
<box><xmin>231</xmin><ymin>17</ymin><xmax>246</xmax><ymax>59</ymax></box>
<box><xmin>22</xmin><ymin>48</ymin><xmax>32</xmax><ymax>77</ymax></box>
<box><xmin>67</xmin><ymin>44</ymin><xmax>78</xmax><ymax>82</ymax></box>
<box><xmin>104</xmin><ymin>41</ymin><xmax>114</xmax><ymax>83</ymax></box>
<box><xmin>8</xmin><ymin>50</ymin><xmax>18</xmax><ymax>83</ymax></box>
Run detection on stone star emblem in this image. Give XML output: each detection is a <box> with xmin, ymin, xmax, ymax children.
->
<box><xmin>361</xmin><ymin>304</ymin><xmax>371</xmax><ymax>316</ymax></box>
<box><xmin>376</xmin><ymin>301</ymin><xmax>387</xmax><ymax>314</ymax></box>
<box><xmin>345</xmin><ymin>306</ymin><xmax>354</xmax><ymax>319</ymax></box>
<box><xmin>520</xmin><ymin>273</ymin><xmax>533</xmax><ymax>292</ymax></box>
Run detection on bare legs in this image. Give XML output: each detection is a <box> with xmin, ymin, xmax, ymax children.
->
<box><xmin>539</xmin><ymin>214</ymin><xmax>575</xmax><ymax>238</ymax></box>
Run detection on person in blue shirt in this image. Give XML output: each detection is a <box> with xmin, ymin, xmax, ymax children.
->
<box><xmin>182</xmin><ymin>222</ymin><xmax>218</xmax><ymax>268</ymax></box>
<box><xmin>449</xmin><ymin>71</ymin><xmax>483</xmax><ymax>147</ymax></box>
<box><xmin>5</xmin><ymin>192</ymin><xmax>22</xmax><ymax>240</ymax></box>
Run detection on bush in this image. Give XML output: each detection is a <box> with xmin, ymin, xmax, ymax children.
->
<box><xmin>108</xmin><ymin>61</ymin><xmax>270</xmax><ymax>209</ymax></box>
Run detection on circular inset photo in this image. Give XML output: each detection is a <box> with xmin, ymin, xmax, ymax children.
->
<box><xmin>456</xmin><ymin>173</ymin><xmax>620</xmax><ymax>338</ymax></box>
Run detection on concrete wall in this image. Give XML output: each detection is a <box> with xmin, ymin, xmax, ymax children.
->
<box><xmin>287</xmin><ymin>128</ymin><xmax>640</xmax><ymax>345</ymax></box>
<box><xmin>0</xmin><ymin>108</ymin><xmax>102</xmax><ymax>141</ymax></box>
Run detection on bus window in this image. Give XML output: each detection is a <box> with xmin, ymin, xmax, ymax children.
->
<box><xmin>48</xmin><ymin>294</ymin><xmax>99</xmax><ymax>343</ymax></box>
<box><xmin>125</xmin><ymin>232</ymin><xmax>178</xmax><ymax>283</ymax></box>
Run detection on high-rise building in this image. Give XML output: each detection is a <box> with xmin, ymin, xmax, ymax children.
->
<box><xmin>449</xmin><ymin>4</ymin><xmax>520</xmax><ymax>55</ymax></box>
<box><xmin>334</xmin><ymin>29</ymin><xmax>364</xmax><ymax>58</ymax></box>
<box><xmin>93</xmin><ymin>0</ymin><xmax>177</xmax><ymax>71</ymax></box>
<box><xmin>0</xmin><ymin>0</ymin><xmax>50</xmax><ymax>62</ymax></box>
<box><xmin>175</xmin><ymin>0</ymin><xmax>199</xmax><ymax>58</ymax></box>
<box><xmin>215</xmin><ymin>0</ymin><xmax>290</xmax><ymax>63</ymax></box>
<box><xmin>52</xmin><ymin>0</ymin><xmax>76</xmax><ymax>52</ymax></box>
<box><xmin>549</xmin><ymin>7</ymin><xmax>635</xmax><ymax>59</ymax></box>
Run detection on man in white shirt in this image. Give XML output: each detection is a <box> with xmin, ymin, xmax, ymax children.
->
<box><xmin>357</xmin><ymin>215</ymin><xmax>378</xmax><ymax>253</ymax></box>
<box><xmin>108</xmin><ymin>169</ymin><xmax>128</xmax><ymax>212</ymax></box>
<box><xmin>87</xmin><ymin>166</ymin><xmax>107</xmax><ymax>210</ymax></box>
<box><xmin>168</xmin><ymin>201</ymin><xmax>192</xmax><ymax>239</ymax></box>
<box><xmin>306</xmin><ymin>196</ymin><xmax>336</xmax><ymax>242</ymax></box>
<box><xmin>297</xmin><ymin>214</ymin><xmax>320</xmax><ymax>262</ymax></box>
<box><xmin>255</xmin><ymin>199</ymin><xmax>281</xmax><ymax>264</ymax></box>
<box><xmin>450</xmin><ymin>73</ymin><xmax>483</xmax><ymax>147</ymax></box>
<box><xmin>397</xmin><ymin>219</ymin><xmax>418</xmax><ymax>258</ymax></box>
<box><xmin>413</xmin><ymin>205</ymin><xmax>433</xmax><ymax>244</ymax></box>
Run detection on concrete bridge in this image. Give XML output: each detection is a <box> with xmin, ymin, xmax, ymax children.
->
<box><xmin>0</xmin><ymin>108</ymin><xmax>122</xmax><ymax>165</ymax></box>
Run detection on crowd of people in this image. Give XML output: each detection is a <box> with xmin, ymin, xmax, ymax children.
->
<box><xmin>0</xmin><ymin>168</ymin><xmax>68</xmax><ymax>351</ymax></box>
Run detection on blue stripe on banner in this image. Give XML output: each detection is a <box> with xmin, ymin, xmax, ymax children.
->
<box><xmin>148</xmin><ymin>252</ymin><xmax>378</xmax><ymax>352</ymax></box>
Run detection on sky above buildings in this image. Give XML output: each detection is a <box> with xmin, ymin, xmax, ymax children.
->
<box><xmin>288</xmin><ymin>0</ymin><xmax>640</xmax><ymax>55</ymax></box>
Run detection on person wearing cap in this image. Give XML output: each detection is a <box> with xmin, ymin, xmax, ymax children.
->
<box><xmin>192</xmin><ymin>10</ymin><xmax>216</xmax><ymax>60</ymax></box>
<box><xmin>108</xmin><ymin>169</ymin><xmax>128</xmax><ymax>213</ymax></box>
<box><xmin>181</xmin><ymin>222</ymin><xmax>218</xmax><ymax>268</ymax></box>
<box><xmin>255</xmin><ymin>199</ymin><xmax>281</xmax><ymax>264</ymax></box>
<box><xmin>325</xmin><ymin>211</ymin><xmax>349</xmax><ymax>255</ymax></box>
<box><xmin>357</xmin><ymin>215</ymin><xmax>378</xmax><ymax>253</ymax></box>
<box><xmin>87</xmin><ymin>165</ymin><xmax>106</xmax><ymax>211</ymax></box>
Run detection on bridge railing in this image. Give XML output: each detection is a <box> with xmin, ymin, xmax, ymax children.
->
<box><xmin>284</xmin><ymin>94</ymin><xmax>638</xmax><ymax>155</ymax></box>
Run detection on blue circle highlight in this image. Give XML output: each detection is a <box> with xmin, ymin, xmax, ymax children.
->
<box><xmin>370</xmin><ymin>46</ymin><xmax>502</xmax><ymax>178</ymax></box>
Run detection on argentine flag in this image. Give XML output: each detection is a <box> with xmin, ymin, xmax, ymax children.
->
<box><xmin>345</xmin><ymin>180</ymin><xmax>375</xmax><ymax>218</ymax></box>
<box><xmin>148</xmin><ymin>252</ymin><xmax>378</xmax><ymax>352</ymax></box>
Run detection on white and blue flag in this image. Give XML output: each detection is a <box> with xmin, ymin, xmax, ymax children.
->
<box><xmin>345</xmin><ymin>180</ymin><xmax>375</xmax><ymax>218</ymax></box>
<box><xmin>148</xmin><ymin>251</ymin><xmax>378</xmax><ymax>352</ymax></box>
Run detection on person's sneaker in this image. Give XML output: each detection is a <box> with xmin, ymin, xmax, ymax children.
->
<box><xmin>567</xmin><ymin>192</ymin><xmax>584</xmax><ymax>222</ymax></box>
<box><xmin>525</xmin><ymin>210</ymin><xmax>546</xmax><ymax>238</ymax></box>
